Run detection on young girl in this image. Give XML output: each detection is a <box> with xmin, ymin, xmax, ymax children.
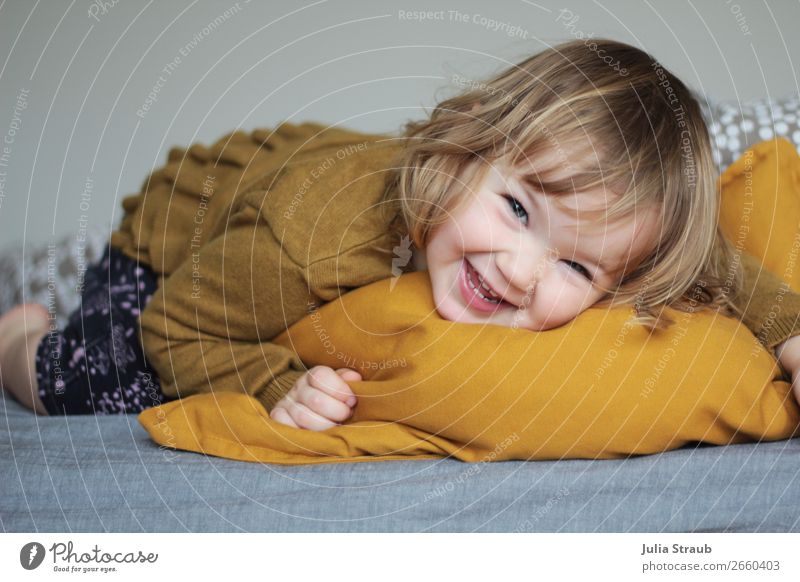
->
<box><xmin>2</xmin><ymin>39</ymin><xmax>800</xmax><ymax>430</ymax></box>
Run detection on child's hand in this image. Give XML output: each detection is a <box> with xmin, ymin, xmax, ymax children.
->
<box><xmin>775</xmin><ymin>336</ymin><xmax>800</xmax><ymax>406</ymax></box>
<box><xmin>269</xmin><ymin>366</ymin><xmax>361</xmax><ymax>431</ymax></box>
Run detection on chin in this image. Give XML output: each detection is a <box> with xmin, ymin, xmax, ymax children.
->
<box><xmin>534</xmin><ymin>317</ymin><xmax>571</xmax><ymax>332</ymax></box>
<box><xmin>431</xmin><ymin>295</ymin><xmax>471</xmax><ymax>324</ymax></box>
<box><xmin>433</xmin><ymin>297</ymin><xmax>453</xmax><ymax>321</ymax></box>
<box><xmin>506</xmin><ymin>312</ymin><xmax>558</xmax><ymax>332</ymax></box>
<box><xmin>433</xmin><ymin>300</ymin><xmax>466</xmax><ymax>323</ymax></box>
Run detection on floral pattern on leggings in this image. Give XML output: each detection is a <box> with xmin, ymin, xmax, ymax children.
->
<box><xmin>35</xmin><ymin>245</ymin><xmax>168</xmax><ymax>415</ymax></box>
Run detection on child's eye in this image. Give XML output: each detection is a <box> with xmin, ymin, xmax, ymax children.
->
<box><xmin>562</xmin><ymin>260</ymin><xmax>593</xmax><ymax>281</ymax></box>
<box><xmin>502</xmin><ymin>194</ymin><xmax>529</xmax><ymax>225</ymax></box>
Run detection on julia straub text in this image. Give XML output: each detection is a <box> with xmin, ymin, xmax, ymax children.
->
<box><xmin>641</xmin><ymin>542</ymin><xmax>712</xmax><ymax>555</ymax></box>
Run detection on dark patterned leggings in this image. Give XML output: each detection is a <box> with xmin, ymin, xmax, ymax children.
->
<box><xmin>35</xmin><ymin>245</ymin><xmax>171</xmax><ymax>415</ymax></box>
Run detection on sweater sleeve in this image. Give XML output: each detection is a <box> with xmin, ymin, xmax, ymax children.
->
<box><xmin>110</xmin><ymin>122</ymin><xmax>344</xmax><ymax>277</ymax></box>
<box><xmin>731</xmin><ymin>251</ymin><xmax>800</xmax><ymax>378</ymax></box>
<box><xmin>138</xmin><ymin>195</ymin><xmax>313</xmax><ymax>412</ymax></box>
<box><xmin>110</xmin><ymin>129</ymin><xmax>269</xmax><ymax>277</ymax></box>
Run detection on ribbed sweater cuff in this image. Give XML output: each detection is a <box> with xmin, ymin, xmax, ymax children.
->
<box><xmin>759</xmin><ymin>313</ymin><xmax>800</xmax><ymax>350</ymax></box>
<box><xmin>757</xmin><ymin>314</ymin><xmax>800</xmax><ymax>382</ymax></box>
<box><xmin>257</xmin><ymin>370</ymin><xmax>305</xmax><ymax>412</ymax></box>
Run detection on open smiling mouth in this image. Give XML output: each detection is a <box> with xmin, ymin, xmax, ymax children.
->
<box><xmin>459</xmin><ymin>259</ymin><xmax>514</xmax><ymax>313</ymax></box>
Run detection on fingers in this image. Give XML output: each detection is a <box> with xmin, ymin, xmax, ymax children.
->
<box><xmin>307</xmin><ymin>366</ymin><xmax>357</xmax><ymax>405</ymax></box>
<box><xmin>268</xmin><ymin>406</ymin><xmax>299</xmax><ymax>428</ymax></box>
<box><xmin>275</xmin><ymin>402</ymin><xmax>337</xmax><ymax>430</ymax></box>
<box><xmin>335</xmin><ymin>368</ymin><xmax>361</xmax><ymax>406</ymax></box>
<box><xmin>336</xmin><ymin>368</ymin><xmax>363</xmax><ymax>382</ymax></box>
<box><xmin>293</xmin><ymin>383</ymin><xmax>353</xmax><ymax>423</ymax></box>
<box><xmin>268</xmin><ymin>366</ymin><xmax>360</xmax><ymax>431</ymax></box>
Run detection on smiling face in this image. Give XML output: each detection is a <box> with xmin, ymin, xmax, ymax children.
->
<box><xmin>419</xmin><ymin>151</ymin><xmax>660</xmax><ymax>331</ymax></box>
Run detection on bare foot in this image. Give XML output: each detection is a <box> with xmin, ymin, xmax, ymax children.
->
<box><xmin>0</xmin><ymin>303</ymin><xmax>50</xmax><ymax>415</ymax></box>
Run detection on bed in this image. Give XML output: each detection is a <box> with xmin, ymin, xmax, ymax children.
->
<box><xmin>3</xmin><ymin>394</ymin><xmax>800</xmax><ymax>532</ymax></box>
<box><xmin>3</xmin><ymin>98</ymin><xmax>800</xmax><ymax>533</ymax></box>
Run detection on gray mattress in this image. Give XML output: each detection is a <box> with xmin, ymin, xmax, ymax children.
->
<box><xmin>2</xmin><ymin>395</ymin><xmax>799</xmax><ymax>532</ymax></box>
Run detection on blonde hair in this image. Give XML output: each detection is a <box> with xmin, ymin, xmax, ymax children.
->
<box><xmin>382</xmin><ymin>39</ymin><xmax>743</xmax><ymax>333</ymax></box>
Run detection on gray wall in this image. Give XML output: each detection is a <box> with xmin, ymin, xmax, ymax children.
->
<box><xmin>1</xmin><ymin>0</ymin><xmax>798</xmax><ymax>250</ymax></box>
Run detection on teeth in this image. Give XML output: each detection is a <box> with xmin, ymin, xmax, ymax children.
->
<box><xmin>467</xmin><ymin>263</ymin><xmax>500</xmax><ymax>304</ymax></box>
<box><xmin>480</xmin><ymin>278</ymin><xmax>499</xmax><ymax>298</ymax></box>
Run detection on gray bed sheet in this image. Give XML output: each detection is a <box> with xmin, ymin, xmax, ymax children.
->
<box><xmin>2</xmin><ymin>394</ymin><xmax>799</xmax><ymax>532</ymax></box>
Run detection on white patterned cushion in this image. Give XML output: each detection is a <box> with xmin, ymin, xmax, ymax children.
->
<box><xmin>0</xmin><ymin>226</ymin><xmax>108</xmax><ymax>322</ymax></box>
<box><xmin>705</xmin><ymin>95</ymin><xmax>800</xmax><ymax>170</ymax></box>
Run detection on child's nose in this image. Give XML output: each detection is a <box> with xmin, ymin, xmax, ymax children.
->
<box><xmin>499</xmin><ymin>246</ymin><xmax>555</xmax><ymax>298</ymax></box>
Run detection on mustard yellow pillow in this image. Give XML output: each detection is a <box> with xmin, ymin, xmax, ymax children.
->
<box><xmin>719</xmin><ymin>138</ymin><xmax>800</xmax><ymax>291</ymax></box>
<box><xmin>139</xmin><ymin>139</ymin><xmax>800</xmax><ymax>464</ymax></box>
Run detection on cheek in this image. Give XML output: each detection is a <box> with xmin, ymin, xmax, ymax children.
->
<box><xmin>435</xmin><ymin>210</ymin><xmax>495</xmax><ymax>253</ymax></box>
<box><xmin>538</xmin><ymin>279</ymin><xmax>593</xmax><ymax>312</ymax></box>
<box><xmin>461</xmin><ymin>202</ymin><xmax>504</xmax><ymax>234</ymax></box>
